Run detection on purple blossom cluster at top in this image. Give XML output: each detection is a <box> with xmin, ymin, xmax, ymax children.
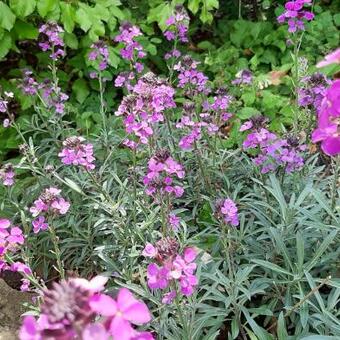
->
<box><xmin>89</xmin><ymin>40</ymin><xmax>109</xmax><ymax>74</ymax></box>
<box><xmin>217</xmin><ymin>199</ymin><xmax>239</xmax><ymax>226</ymax></box>
<box><xmin>0</xmin><ymin>218</ymin><xmax>31</xmax><ymax>291</ymax></box>
<box><xmin>298</xmin><ymin>73</ymin><xmax>331</xmax><ymax>112</ymax></box>
<box><xmin>21</xmin><ymin>70</ymin><xmax>69</xmax><ymax>115</ymax></box>
<box><xmin>164</xmin><ymin>6</ymin><xmax>189</xmax><ymax>43</ymax></box>
<box><xmin>115</xmin><ymin>73</ymin><xmax>176</xmax><ymax>148</ymax></box>
<box><xmin>312</xmin><ymin>80</ymin><xmax>340</xmax><ymax>155</ymax></box>
<box><xmin>0</xmin><ymin>163</ymin><xmax>15</xmax><ymax>186</ymax></box>
<box><xmin>20</xmin><ymin>276</ymin><xmax>154</xmax><ymax>340</ymax></box>
<box><xmin>232</xmin><ymin>69</ymin><xmax>253</xmax><ymax>85</ymax></box>
<box><xmin>242</xmin><ymin>116</ymin><xmax>306</xmax><ymax>173</ymax></box>
<box><xmin>39</xmin><ymin>22</ymin><xmax>65</xmax><ymax>60</ymax></box>
<box><xmin>58</xmin><ymin>136</ymin><xmax>96</xmax><ymax>171</ymax></box>
<box><xmin>143</xmin><ymin>239</ymin><xmax>198</xmax><ymax>303</ymax></box>
<box><xmin>174</xmin><ymin>55</ymin><xmax>210</xmax><ymax>96</ymax></box>
<box><xmin>143</xmin><ymin>150</ymin><xmax>185</xmax><ymax>198</ymax></box>
<box><xmin>115</xmin><ymin>22</ymin><xmax>146</xmax><ymax>74</ymax></box>
<box><xmin>30</xmin><ymin>187</ymin><xmax>70</xmax><ymax>233</ymax></box>
<box><xmin>277</xmin><ymin>0</ymin><xmax>314</xmax><ymax>33</ymax></box>
<box><xmin>176</xmin><ymin>91</ymin><xmax>233</xmax><ymax>150</ymax></box>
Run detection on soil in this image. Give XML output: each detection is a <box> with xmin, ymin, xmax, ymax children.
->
<box><xmin>0</xmin><ymin>279</ymin><xmax>33</xmax><ymax>340</ymax></box>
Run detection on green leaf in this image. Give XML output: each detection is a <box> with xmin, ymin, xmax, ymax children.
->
<box><xmin>9</xmin><ymin>0</ymin><xmax>36</xmax><ymax>18</ymax></box>
<box><xmin>0</xmin><ymin>32</ymin><xmax>12</xmax><ymax>59</ymax></box>
<box><xmin>109</xmin><ymin>5</ymin><xmax>125</xmax><ymax>20</ymax></box>
<box><xmin>188</xmin><ymin>0</ymin><xmax>200</xmax><ymax>14</ymax></box>
<box><xmin>334</xmin><ymin>13</ymin><xmax>340</xmax><ymax>26</ymax></box>
<box><xmin>75</xmin><ymin>5</ymin><xmax>92</xmax><ymax>32</ymax></box>
<box><xmin>13</xmin><ymin>20</ymin><xmax>38</xmax><ymax>39</ymax></box>
<box><xmin>238</xmin><ymin>107</ymin><xmax>260</xmax><ymax>119</ymax></box>
<box><xmin>277</xmin><ymin>312</ymin><xmax>288</xmax><ymax>340</ymax></box>
<box><xmin>0</xmin><ymin>2</ymin><xmax>16</xmax><ymax>31</ymax></box>
<box><xmin>60</xmin><ymin>3</ymin><xmax>75</xmax><ymax>33</ymax></box>
<box><xmin>72</xmin><ymin>78</ymin><xmax>90</xmax><ymax>104</ymax></box>
<box><xmin>37</xmin><ymin>0</ymin><xmax>56</xmax><ymax>17</ymax></box>
<box><xmin>251</xmin><ymin>259</ymin><xmax>293</xmax><ymax>276</ymax></box>
<box><xmin>64</xmin><ymin>32</ymin><xmax>78</xmax><ymax>49</ymax></box>
<box><xmin>108</xmin><ymin>46</ymin><xmax>120</xmax><ymax>68</ymax></box>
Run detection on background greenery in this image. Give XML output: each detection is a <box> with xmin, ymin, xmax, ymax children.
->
<box><xmin>0</xmin><ymin>0</ymin><xmax>339</xmax><ymax>160</ymax></box>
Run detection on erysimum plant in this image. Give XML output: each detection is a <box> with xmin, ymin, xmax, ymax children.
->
<box><xmin>0</xmin><ymin>5</ymin><xmax>339</xmax><ymax>340</ymax></box>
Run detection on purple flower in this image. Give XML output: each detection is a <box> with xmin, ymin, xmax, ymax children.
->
<box><xmin>58</xmin><ymin>136</ymin><xmax>96</xmax><ymax>170</ymax></box>
<box><xmin>39</xmin><ymin>22</ymin><xmax>65</xmax><ymax>60</ymax></box>
<box><xmin>142</xmin><ymin>243</ymin><xmax>158</xmax><ymax>258</ymax></box>
<box><xmin>0</xmin><ymin>163</ymin><xmax>15</xmax><ymax>186</ymax></box>
<box><xmin>168</xmin><ymin>213</ymin><xmax>180</xmax><ymax>231</ymax></box>
<box><xmin>30</xmin><ymin>187</ymin><xmax>70</xmax><ymax>218</ymax></box>
<box><xmin>32</xmin><ymin>216</ymin><xmax>49</xmax><ymax>234</ymax></box>
<box><xmin>115</xmin><ymin>73</ymin><xmax>176</xmax><ymax>146</ymax></box>
<box><xmin>143</xmin><ymin>151</ymin><xmax>185</xmax><ymax>199</ymax></box>
<box><xmin>277</xmin><ymin>0</ymin><xmax>314</xmax><ymax>33</ymax></box>
<box><xmin>162</xmin><ymin>291</ymin><xmax>176</xmax><ymax>304</ymax></box>
<box><xmin>89</xmin><ymin>40</ymin><xmax>109</xmax><ymax>71</ymax></box>
<box><xmin>164</xmin><ymin>6</ymin><xmax>189</xmax><ymax>43</ymax></box>
<box><xmin>232</xmin><ymin>70</ymin><xmax>253</xmax><ymax>85</ymax></box>
<box><xmin>147</xmin><ymin>263</ymin><xmax>169</xmax><ymax>289</ymax></box>
<box><xmin>312</xmin><ymin>80</ymin><xmax>340</xmax><ymax>155</ymax></box>
<box><xmin>219</xmin><ymin>198</ymin><xmax>239</xmax><ymax>226</ymax></box>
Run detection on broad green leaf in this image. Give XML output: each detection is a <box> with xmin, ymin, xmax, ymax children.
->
<box><xmin>108</xmin><ymin>47</ymin><xmax>120</xmax><ymax>68</ymax></box>
<box><xmin>188</xmin><ymin>0</ymin><xmax>200</xmax><ymax>14</ymax></box>
<box><xmin>0</xmin><ymin>32</ymin><xmax>12</xmax><ymax>59</ymax></box>
<box><xmin>0</xmin><ymin>2</ymin><xmax>16</xmax><ymax>31</ymax></box>
<box><xmin>239</xmin><ymin>107</ymin><xmax>260</xmax><ymax>119</ymax></box>
<box><xmin>37</xmin><ymin>0</ymin><xmax>56</xmax><ymax>18</ymax></box>
<box><xmin>75</xmin><ymin>5</ymin><xmax>92</xmax><ymax>32</ymax></box>
<box><xmin>72</xmin><ymin>78</ymin><xmax>90</xmax><ymax>104</ymax></box>
<box><xmin>110</xmin><ymin>5</ymin><xmax>125</xmax><ymax>20</ymax></box>
<box><xmin>60</xmin><ymin>3</ymin><xmax>75</xmax><ymax>33</ymax></box>
<box><xmin>13</xmin><ymin>20</ymin><xmax>38</xmax><ymax>39</ymax></box>
<box><xmin>64</xmin><ymin>32</ymin><xmax>78</xmax><ymax>49</ymax></box>
<box><xmin>9</xmin><ymin>0</ymin><xmax>36</xmax><ymax>18</ymax></box>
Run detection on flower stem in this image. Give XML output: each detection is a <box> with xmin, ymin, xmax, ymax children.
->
<box><xmin>331</xmin><ymin>156</ymin><xmax>340</xmax><ymax>212</ymax></box>
<box><xmin>48</xmin><ymin>223</ymin><xmax>65</xmax><ymax>279</ymax></box>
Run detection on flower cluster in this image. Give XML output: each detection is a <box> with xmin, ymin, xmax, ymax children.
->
<box><xmin>0</xmin><ymin>219</ymin><xmax>31</xmax><ymax>291</ymax></box>
<box><xmin>164</xmin><ymin>6</ymin><xmax>189</xmax><ymax>43</ymax></box>
<box><xmin>277</xmin><ymin>0</ymin><xmax>314</xmax><ymax>33</ymax></box>
<box><xmin>58</xmin><ymin>136</ymin><xmax>96</xmax><ymax>170</ymax></box>
<box><xmin>39</xmin><ymin>22</ymin><xmax>65</xmax><ymax>60</ymax></box>
<box><xmin>298</xmin><ymin>73</ymin><xmax>331</xmax><ymax>111</ymax></box>
<box><xmin>115</xmin><ymin>73</ymin><xmax>176</xmax><ymax>147</ymax></box>
<box><xmin>21</xmin><ymin>70</ymin><xmax>38</xmax><ymax>95</ymax></box>
<box><xmin>216</xmin><ymin>199</ymin><xmax>239</xmax><ymax>226</ymax></box>
<box><xmin>30</xmin><ymin>187</ymin><xmax>70</xmax><ymax>233</ymax></box>
<box><xmin>0</xmin><ymin>163</ymin><xmax>15</xmax><ymax>186</ymax></box>
<box><xmin>232</xmin><ymin>69</ymin><xmax>253</xmax><ymax>85</ymax></box>
<box><xmin>115</xmin><ymin>22</ymin><xmax>146</xmax><ymax>75</ymax></box>
<box><xmin>0</xmin><ymin>91</ymin><xmax>13</xmax><ymax>113</ymax></box>
<box><xmin>39</xmin><ymin>80</ymin><xmax>69</xmax><ymax>115</ymax></box>
<box><xmin>89</xmin><ymin>40</ymin><xmax>109</xmax><ymax>72</ymax></box>
<box><xmin>20</xmin><ymin>276</ymin><xmax>154</xmax><ymax>340</ymax></box>
<box><xmin>20</xmin><ymin>71</ymin><xmax>68</xmax><ymax>115</ymax></box>
<box><xmin>143</xmin><ymin>150</ymin><xmax>185</xmax><ymax>198</ymax></box>
<box><xmin>312</xmin><ymin>80</ymin><xmax>340</xmax><ymax>155</ymax></box>
<box><xmin>174</xmin><ymin>55</ymin><xmax>209</xmax><ymax>96</ymax></box>
<box><xmin>176</xmin><ymin>93</ymin><xmax>233</xmax><ymax>150</ymax></box>
<box><xmin>242</xmin><ymin>116</ymin><xmax>305</xmax><ymax>173</ymax></box>
<box><xmin>143</xmin><ymin>238</ymin><xmax>198</xmax><ymax>303</ymax></box>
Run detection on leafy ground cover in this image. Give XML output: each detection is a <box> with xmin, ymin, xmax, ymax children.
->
<box><xmin>0</xmin><ymin>0</ymin><xmax>340</xmax><ymax>339</ymax></box>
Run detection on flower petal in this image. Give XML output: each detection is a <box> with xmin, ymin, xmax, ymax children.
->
<box><xmin>89</xmin><ymin>293</ymin><xmax>117</xmax><ymax>316</ymax></box>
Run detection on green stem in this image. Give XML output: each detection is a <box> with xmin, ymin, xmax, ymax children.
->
<box><xmin>4</xmin><ymin>254</ymin><xmax>44</xmax><ymax>290</ymax></box>
<box><xmin>194</xmin><ymin>141</ymin><xmax>212</xmax><ymax>193</ymax></box>
<box><xmin>48</xmin><ymin>223</ymin><xmax>65</xmax><ymax>279</ymax></box>
<box><xmin>331</xmin><ymin>156</ymin><xmax>340</xmax><ymax>211</ymax></box>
